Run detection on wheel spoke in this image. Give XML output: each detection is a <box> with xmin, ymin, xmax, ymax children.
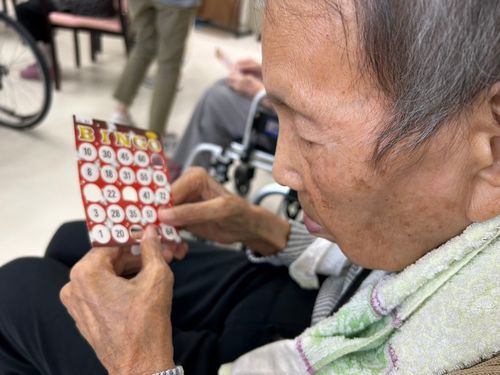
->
<box><xmin>0</xmin><ymin>14</ymin><xmax>51</xmax><ymax>128</ymax></box>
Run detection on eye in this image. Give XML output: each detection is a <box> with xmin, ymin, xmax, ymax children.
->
<box><xmin>302</xmin><ymin>138</ymin><xmax>315</xmax><ymax>148</ymax></box>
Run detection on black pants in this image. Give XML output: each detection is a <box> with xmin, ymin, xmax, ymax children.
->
<box><xmin>0</xmin><ymin>221</ymin><xmax>318</xmax><ymax>375</ymax></box>
<box><xmin>15</xmin><ymin>0</ymin><xmax>57</xmax><ymax>44</ymax></box>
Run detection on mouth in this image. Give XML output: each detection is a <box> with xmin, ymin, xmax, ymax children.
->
<box><xmin>297</xmin><ymin>194</ymin><xmax>329</xmax><ymax>235</ymax></box>
<box><xmin>302</xmin><ymin>211</ymin><xmax>327</xmax><ymax>234</ymax></box>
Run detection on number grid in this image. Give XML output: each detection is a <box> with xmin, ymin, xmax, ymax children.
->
<box><xmin>73</xmin><ymin>116</ymin><xmax>180</xmax><ymax>246</ymax></box>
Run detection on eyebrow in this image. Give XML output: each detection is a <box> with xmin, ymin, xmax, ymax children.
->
<box><xmin>266</xmin><ymin>91</ymin><xmax>319</xmax><ymax>125</ymax></box>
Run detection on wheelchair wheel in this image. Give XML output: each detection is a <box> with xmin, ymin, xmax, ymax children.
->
<box><xmin>0</xmin><ymin>12</ymin><xmax>52</xmax><ymax>129</ymax></box>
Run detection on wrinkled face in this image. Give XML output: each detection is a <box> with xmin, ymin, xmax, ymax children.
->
<box><xmin>263</xmin><ymin>1</ymin><xmax>474</xmax><ymax>271</ymax></box>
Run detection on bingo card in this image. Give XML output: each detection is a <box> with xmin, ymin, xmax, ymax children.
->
<box><xmin>73</xmin><ymin>116</ymin><xmax>180</xmax><ymax>246</ymax></box>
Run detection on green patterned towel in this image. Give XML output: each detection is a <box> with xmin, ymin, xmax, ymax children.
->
<box><xmin>297</xmin><ymin>216</ymin><xmax>500</xmax><ymax>374</ymax></box>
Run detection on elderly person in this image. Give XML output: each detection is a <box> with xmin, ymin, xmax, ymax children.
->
<box><xmin>171</xmin><ymin>59</ymin><xmax>266</xmax><ymax>169</ymax></box>
<box><xmin>1</xmin><ymin>0</ymin><xmax>499</xmax><ymax>375</ymax></box>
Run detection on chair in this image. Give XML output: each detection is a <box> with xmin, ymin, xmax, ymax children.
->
<box><xmin>183</xmin><ymin>90</ymin><xmax>276</xmax><ymax>195</ymax></box>
<box><xmin>45</xmin><ymin>0</ymin><xmax>131</xmax><ymax>90</ymax></box>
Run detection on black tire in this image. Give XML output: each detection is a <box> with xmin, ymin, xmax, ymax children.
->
<box><xmin>0</xmin><ymin>12</ymin><xmax>52</xmax><ymax>129</ymax></box>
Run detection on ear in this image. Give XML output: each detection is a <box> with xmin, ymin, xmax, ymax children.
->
<box><xmin>467</xmin><ymin>82</ymin><xmax>500</xmax><ymax>222</ymax></box>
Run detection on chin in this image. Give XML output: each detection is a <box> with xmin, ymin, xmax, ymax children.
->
<box><xmin>307</xmin><ymin>229</ymin><xmax>337</xmax><ymax>243</ymax></box>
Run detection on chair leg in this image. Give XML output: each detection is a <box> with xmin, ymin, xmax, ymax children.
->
<box><xmin>90</xmin><ymin>32</ymin><xmax>97</xmax><ymax>62</ymax></box>
<box><xmin>48</xmin><ymin>29</ymin><xmax>61</xmax><ymax>91</ymax></box>
<box><xmin>90</xmin><ymin>32</ymin><xmax>103</xmax><ymax>62</ymax></box>
<box><xmin>95</xmin><ymin>32</ymin><xmax>102</xmax><ymax>53</ymax></box>
<box><xmin>73</xmin><ymin>29</ymin><xmax>81</xmax><ymax>67</ymax></box>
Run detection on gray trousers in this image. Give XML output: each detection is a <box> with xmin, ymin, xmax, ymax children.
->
<box><xmin>113</xmin><ymin>0</ymin><xmax>195</xmax><ymax>134</ymax></box>
<box><xmin>172</xmin><ymin>79</ymin><xmax>253</xmax><ymax>168</ymax></box>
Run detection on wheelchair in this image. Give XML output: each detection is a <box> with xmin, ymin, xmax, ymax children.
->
<box><xmin>183</xmin><ymin>90</ymin><xmax>302</xmax><ymax>220</ymax></box>
<box><xmin>0</xmin><ymin>5</ymin><xmax>52</xmax><ymax>129</ymax></box>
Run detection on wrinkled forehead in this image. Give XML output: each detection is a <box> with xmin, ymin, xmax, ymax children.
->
<box><xmin>261</xmin><ymin>0</ymin><xmax>365</xmax><ymax>107</ymax></box>
<box><xmin>262</xmin><ymin>0</ymin><xmax>350</xmax><ymax>58</ymax></box>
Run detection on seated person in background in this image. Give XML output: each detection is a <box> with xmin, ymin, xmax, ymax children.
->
<box><xmin>15</xmin><ymin>0</ymin><xmax>115</xmax><ymax>80</ymax></box>
<box><xmin>171</xmin><ymin>58</ymin><xmax>266</xmax><ymax>169</ymax></box>
<box><xmin>1</xmin><ymin>0</ymin><xmax>500</xmax><ymax>374</ymax></box>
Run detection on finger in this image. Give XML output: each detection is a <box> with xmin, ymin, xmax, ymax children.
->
<box><xmin>169</xmin><ymin>167</ymin><xmax>208</xmax><ymax>205</ymax></box>
<box><xmin>158</xmin><ymin>196</ymin><xmax>230</xmax><ymax>227</ymax></box>
<box><xmin>235</xmin><ymin>58</ymin><xmax>258</xmax><ymax>70</ymax></box>
<box><xmin>161</xmin><ymin>242</ymin><xmax>175</xmax><ymax>263</ymax></box>
<box><xmin>139</xmin><ymin>225</ymin><xmax>166</xmax><ymax>269</ymax></box>
<box><xmin>161</xmin><ymin>248</ymin><xmax>174</xmax><ymax>264</ymax></box>
<box><xmin>227</xmin><ymin>77</ymin><xmax>237</xmax><ymax>91</ymax></box>
<box><xmin>173</xmin><ymin>167</ymin><xmax>228</xmax><ymax>203</ymax></box>
<box><xmin>60</xmin><ymin>282</ymin><xmax>72</xmax><ymax>309</ymax></box>
<box><xmin>70</xmin><ymin>247</ymin><xmax>121</xmax><ymax>281</ymax></box>
<box><xmin>172</xmin><ymin>241</ymin><xmax>188</xmax><ymax>260</ymax></box>
<box><xmin>228</xmin><ymin>71</ymin><xmax>241</xmax><ymax>80</ymax></box>
<box><xmin>163</xmin><ymin>240</ymin><xmax>188</xmax><ymax>261</ymax></box>
<box><xmin>184</xmin><ymin>223</ymin><xmax>236</xmax><ymax>244</ymax></box>
<box><xmin>88</xmin><ymin>246</ymin><xmax>122</xmax><ymax>267</ymax></box>
<box><xmin>227</xmin><ymin>72</ymin><xmax>243</xmax><ymax>87</ymax></box>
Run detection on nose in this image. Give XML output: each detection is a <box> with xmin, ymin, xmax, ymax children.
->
<box><xmin>272</xmin><ymin>122</ymin><xmax>305</xmax><ymax>192</ymax></box>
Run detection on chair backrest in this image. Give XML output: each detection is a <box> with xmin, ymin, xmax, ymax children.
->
<box><xmin>48</xmin><ymin>13</ymin><xmax>121</xmax><ymax>32</ymax></box>
<box><xmin>47</xmin><ymin>0</ymin><xmax>129</xmax><ymax>35</ymax></box>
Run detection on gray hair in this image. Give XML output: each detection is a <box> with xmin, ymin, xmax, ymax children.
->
<box><xmin>262</xmin><ymin>0</ymin><xmax>500</xmax><ymax>163</ymax></box>
<box><xmin>353</xmin><ymin>0</ymin><xmax>500</xmax><ymax>162</ymax></box>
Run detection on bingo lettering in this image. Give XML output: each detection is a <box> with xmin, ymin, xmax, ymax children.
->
<box><xmin>74</xmin><ymin>116</ymin><xmax>180</xmax><ymax>246</ymax></box>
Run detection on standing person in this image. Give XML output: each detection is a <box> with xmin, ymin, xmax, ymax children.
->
<box><xmin>111</xmin><ymin>0</ymin><xmax>199</xmax><ymax>135</ymax></box>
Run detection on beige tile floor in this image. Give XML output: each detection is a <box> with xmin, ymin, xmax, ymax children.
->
<box><xmin>0</xmin><ymin>25</ymin><xmax>264</xmax><ymax>266</ymax></box>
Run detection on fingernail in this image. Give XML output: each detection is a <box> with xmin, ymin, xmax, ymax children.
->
<box><xmin>130</xmin><ymin>245</ymin><xmax>141</xmax><ymax>256</ymax></box>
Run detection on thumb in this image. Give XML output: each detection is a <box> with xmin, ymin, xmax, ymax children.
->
<box><xmin>139</xmin><ymin>226</ymin><xmax>165</xmax><ymax>269</ymax></box>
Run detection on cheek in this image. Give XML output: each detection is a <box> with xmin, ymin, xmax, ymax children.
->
<box><xmin>305</xmin><ymin>146</ymin><xmax>372</xmax><ymax>204</ymax></box>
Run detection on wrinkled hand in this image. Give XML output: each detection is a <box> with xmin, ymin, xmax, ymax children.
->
<box><xmin>159</xmin><ymin>167</ymin><xmax>290</xmax><ymax>255</ymax></box>
<box><xmin>113</xmin><ymin>232</ymin><xmax>187</xmax><ymax>277</ymax></box>
<box><xmin>227</xmin><ymin>71</ymin><xmax>265</xmax><ymax>98</ymax></box>
<box><xmin>60</xmin><ymin>226</ymin><xmax>175</xmax><ymax>375</ymax></box>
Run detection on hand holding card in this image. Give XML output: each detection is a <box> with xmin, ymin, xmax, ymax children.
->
<box><xmin>73</xmin><ymin>116</ymin><xmax>181</xmax><ymax>247</ymax></box>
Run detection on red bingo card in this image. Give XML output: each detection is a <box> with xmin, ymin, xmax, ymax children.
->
<box><xmin>73</xmin><ymin>116</ymin><xmax>180</xmax><ymax>247</ymax></box>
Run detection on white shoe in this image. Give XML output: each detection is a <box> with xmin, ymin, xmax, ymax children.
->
<box><xmin>110</xmin><ymin>111</ymin><xmax>135</xmax><ymax>126</ymax></box>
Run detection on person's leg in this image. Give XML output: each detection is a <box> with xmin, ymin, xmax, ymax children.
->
<box><xmin>148</xmin><ymin>5</ymin><xmax>195</xmax><ymax>134</ymax></box>
<box><xmin>0</xmin><ymin>224</ymin><xmax>316</xmax><ymax>375</ymax></box>
<box><xmin>15</xmin><ymin>0</ymin><xmax>57</xmax><ymax>44</ymax></box>
<box><xmin>44</xmin><ymin>221</ymin><xmax>91</xmax><ymax>268</ymax></box>
<box><xmin>0</xmin><ymin>258</ymin><xmax>106</xmax><ymax>375</ymax></box>
<box><xmin>15</xmin><ymin>0</ymin><xmax>57</xmax><ymax>80</ymax></box>
<box><xmin>46</xmin><ymin>225</ymin><xmax>313</xmax><ymax>340</ymax></box>
<box><xmin>169</xmin><ymin>241</ymin><xmax>318</xmax><ymax>374</ymax></box>
<box><xmin>172</xmin><ymin>79</ymin><xmax>253</xmax><ymax>169</ymax></box>
<box><xmin>112</xmin><ymin>0</ymin><xmax>157</xmax><ymax>122</ymax></box>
